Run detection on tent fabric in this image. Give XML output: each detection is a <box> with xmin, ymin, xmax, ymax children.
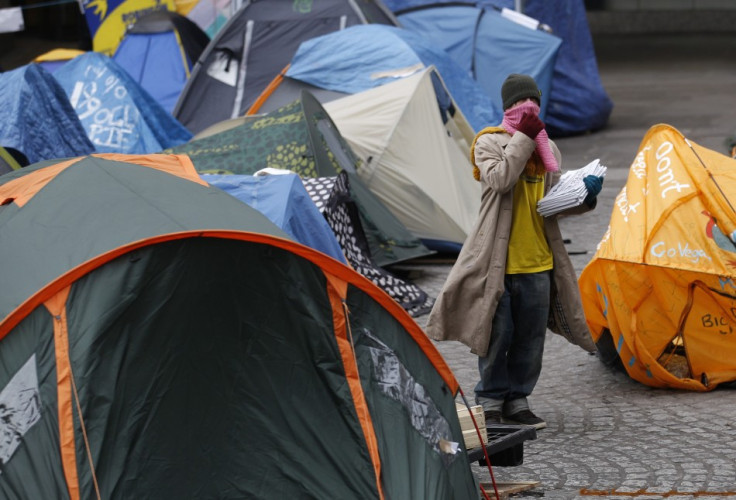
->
<box><xmin>0</xmin><ymin>153</ymin><xmax>478</xmax><ymax>499</ymax></box>
<box><xmin>303</xmin><ymin>172</ymin><xmax>435</xmax><ymax>317</ymax></box>
<box><xmin>484</xmin><ymin>0</ymin><xmax>613</xmax><ymax>136</ymax></box>
<box><xmin>173</xmin><ymin>0</ymin><xmax>399</xmax><ymax>135</ymax></box>
<box><xmin>166</xmin><ymin>91</ymin><xmax>432</xmax><ymax>266</ymax></box>
<box><xmin>0</xmin><ymin>146</ymin><xmax>23</xmax><ymax>174</ymax></box>
<box><xmin>53</xmin><ymin>52</ymin><xmax>192</xmax><ymax>154</ymax></box>
<box><xmin>384</xmin><ymin>0</ymin><xmax>613</xmax><ymax>136</ymax></box>
<box><xmin>0</xmin><ymin>64</ymin><xmax>95</xmax><ymax>164</ymax></box>
<box><xmin>32</xmin><ymin>48</ymin><xmax>87</xmax><ymax>73</ymax></box>
<box><xmin>579</xmin><ymin>124</ymin><xmax>736</xmax><ymax>391</ymax></box>
<box><xmin>113</xmin><ymin>10</ymin><xmax>210</xmax><ymax>114</ymax></box>
<box><xmin>202</xmin><ymin>172</ymin><xmax>348</xmax><ymax>264</ymax></box>
<box><xmin>393</xmin><ymin>3</ymin><xmax>561</xmax><ymax>121</ymax></box>
<box><xmin>280</xmin><ymin>24</ymin><xmax>501</xmax><ymax>132</ymax></box>
<box><xmin>323</xmin><ymin>68</ymin><xmax>480</xmax><ymax>250</ymax></box>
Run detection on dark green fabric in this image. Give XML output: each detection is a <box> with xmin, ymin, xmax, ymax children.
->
<box><xmin>0</xmin><ymin>156</ymin><xmax>289</xmax><ymax>323</ymax></box>
<box><xmin>67</xmin><ymin>239</ymin><xmax>380</xmax><ymax>499</ymax></box>
<box><xmin>346</xmin><ymin>285</ymin><xmax>479</xmax><ymax>500</ymax></box>
<box><xmin>0</xmin><ymin>308</ymin><xmax>69</xmax><ymax>499</ymax></box>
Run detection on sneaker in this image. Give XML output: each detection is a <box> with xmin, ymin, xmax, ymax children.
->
<box><xmin>503</xmin><ymin>409</ymin><xmax>547</xmax><ymax>430</ymax></box>
<box><xmin>484</xmin><ymin>409</ymin><xmax>502</xmax><ymax>425</ymax></box>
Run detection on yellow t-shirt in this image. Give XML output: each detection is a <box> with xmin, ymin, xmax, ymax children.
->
<box><xmin>506</xmin><ymin>172</ymin><xmax>553</xmax><ymax>274</ymax></box>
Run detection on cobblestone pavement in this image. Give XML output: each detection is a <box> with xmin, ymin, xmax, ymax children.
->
<box><xmin>400</xmin><ymin>34</ymin><xmax>736</xmax><ymax>499</ymax></box>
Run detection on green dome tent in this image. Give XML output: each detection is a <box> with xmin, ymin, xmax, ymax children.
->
<box><xmin>0</xmin><ymin>153</ymin><xmax>478</xmax><ymax>499</ymax></box>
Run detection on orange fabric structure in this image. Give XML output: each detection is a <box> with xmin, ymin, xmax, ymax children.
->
<box><xmin>579</xmin><ymin>124</ymin><xmax>736</xmax><ymax>391</ymax></box>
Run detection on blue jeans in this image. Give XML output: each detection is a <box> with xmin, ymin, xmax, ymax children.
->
<box><xmin>475</xmin><ymin>271</ymin><xmax>551</xmax><ymax>412</ymax></box>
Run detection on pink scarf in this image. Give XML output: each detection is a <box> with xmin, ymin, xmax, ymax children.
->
<box><xmin>501</xmin><ymin>101</ymin><xmax>559</xmax><ymax>172</ymax></box>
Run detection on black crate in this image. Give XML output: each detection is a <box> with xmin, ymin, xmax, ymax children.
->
<box><xmin>466</xmin><ymin>424</ymin><xmax>537</xmax><ymax>467</ymax></box>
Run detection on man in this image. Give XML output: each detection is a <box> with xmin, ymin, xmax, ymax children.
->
<box><xmin>426</xmin><ymin>74</ymin><xmax>602</xmax><ymax>430</ymax></box>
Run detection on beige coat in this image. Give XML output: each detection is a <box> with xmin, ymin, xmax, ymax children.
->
<box><xmin>425</xmin><ymin>130</ymin><xmax>597</xmax><ymax>357</ymax></box>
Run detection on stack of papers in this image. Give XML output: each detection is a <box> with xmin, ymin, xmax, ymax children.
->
<box><xmin>537</xmin><ymin>159</ymin><xmax>607</xmax><ymax>217</ymax></box>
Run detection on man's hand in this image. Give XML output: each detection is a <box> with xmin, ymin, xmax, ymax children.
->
<box><xmin>517</xmin><ymin>112</ymin><xmax>545</xmax><ymax>139</ymax></box>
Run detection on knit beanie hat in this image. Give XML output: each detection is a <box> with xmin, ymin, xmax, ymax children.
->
<box><xmin>501</xmin><ymin>74</ymin><xmax>542</xmax><ymax>110</ymax></box>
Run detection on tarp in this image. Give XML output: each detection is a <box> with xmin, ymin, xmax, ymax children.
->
<box><xmin>53</xmin><ymin>52</ymin><xmax>192</xmax><ymax>154</ymax></box>
<box><xmin>0</xmin><ymin>153</ymin><xmax>477</xmax><ymax>499</ymax></box>
<box><xmin>393</xmin><ymin>2</ymin><xmax>561</xmax><ymax>121</ymax></box>
<box><xmin>113</xmin><ymin>10</ymin><xmax>210</xmax><ymax>114</ymax></box>
<box><xmin>173</xmin><ymin>0</ymin><xmax>398</xmax><ymax>135</ymax></box>
<box><xmin>167</xmin><ymin>90</ymin><xmax>432</xmax><ymax>266</ymax></box>
<box><xmin>272</xmin><ymin>24</ymin><xmax>501</xmax><ymax>132</ymax></box>
<box><xmin>203</xmin><ymin>172</ymin><xmax>348</xmax><ymax>264</ymax></box>
<box><xmin>579</xmin><ymin>124</ymin><xmax>736</xmax><ymax>391</ymax></box>
<box><xmin>323</xmin><ymin>67</ymin><xmax>480</xmax><ymax>251</ymax></box>
<box><xmin>0</xmin><ymin>64</ymin><xmax>95</xmax><ymax>164</ymax></box>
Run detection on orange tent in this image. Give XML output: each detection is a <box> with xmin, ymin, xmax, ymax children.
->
<box><xmin>579</xmin><ymin>124</ymin><xmax>736</xmax><ymax>391</ymax></box>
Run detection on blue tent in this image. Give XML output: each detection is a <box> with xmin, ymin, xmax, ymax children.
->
<box><xmin>0</xmin><ymin>64</ymin><xmax>95</xmax><ymax>164</ymax></box>
<box><xmin>484</xmin><ymin>0</ymin><xmax>613</xmax><ymax>136</ymax></box>
<box><xmin>284</xmin><ymin>24</ymin><xmax>502</xmax><ymax>132</ymax></box>
<box><xmin>202</xmin><ymin>173</ymin><xmax>348</xmax><ymax>265</ymax></box>
<box><xmin>392</xmin><ymin>2</ymin><xmax>561</xmax><ymax>121</ymax></box>
<box><xmin>113</xmin><ymin>11</ymin><xmax>210</xmax><ymax>114</ymax></box>
<box><xmin>384</xmin><ymin>0</ymin><xmax>613</xmax><ymax>136</ymax></box>
<box><xmin>53</xmin><ymin>52</ymin><xmax>192</xmax><ymax>154</ymax></box>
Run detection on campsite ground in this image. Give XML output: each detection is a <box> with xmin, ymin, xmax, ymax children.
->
<box><xmin>404</xmin><ymin>32</ymin><xmax>736</xmax><ymax>499</ymax></box>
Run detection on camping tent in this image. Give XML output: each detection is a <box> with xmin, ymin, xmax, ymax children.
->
<box><xmin>383</xmin><ymin>0</ymin><xmax>612</xmax><ymax>136</ymax></box>
<box><xmin>166</xmin><ymin>90</ymin><xmax>432</xmax><ymax>266</ymax></box>
<box><xmin>579</xmin><ymin>124</ymin><xmax>736</xmax><ymax>391</ymax></box>
<box><xmin>0</xmin><ymin>153</ymin><xmax>479</xmax><ymax>499</ymax></box>
<box><xmin>202</xmin><ymin>172</ymin><xmax>348</xmax><ymax>264</ymax></box>
<box><xmin>0</xmin><ymin>64</ymin><xmax>95</xmax><ymax>164</ymax></box>
<box><xmin>322</xmin><ymin>67</ymin><xmax>480</xmax><ymax>251</ymax></box>
<box><xmin>112</xmin><ymin>10</ymin><xmax>210</xmax><ymax>114</ymax></box>
<box><xmin>483</xmin><ymin>0</ymin><xmax>613</xmax><ymax>136</ymax></box>
<box><xmin>173</xmin><ymin>0</ymin><xmax>399</xmax><ymax>135</ymax></box>
<box><xmin>390</xmin><ymin>2</ymin><xmax>561</xmax><ymax>121</ymax></box>
<box><xmin>78</xmin><ymin>0</ymin><xmax>176</xmax><ymax>55</ymax></box>
<box><xmin>53</xmin><ymin>52</ymin><xmax>192</xmax><ymax>154</ymax></box>
<box><xmin>300</xmin><ymin>172</ymin><xmax>435</xmax><ymax>316</ymax></box>
<box><xmin>252</xmin><ymin>24</ymin><xmax>501</xmax><ymax>132</ymax></box>
<box><xmin>205</xmin><ymin>171</ymin><xmax>434</xmax><ymax>316</ymax></box>
<box><xmin>32</xmin><ymin>48</ymin><xmax>87</xmax><ymax>73</ymax></box>
<box><xmin>0</xmin><ymin>146</ymin><xmax>23</xmax><ymax>174</ymax></box>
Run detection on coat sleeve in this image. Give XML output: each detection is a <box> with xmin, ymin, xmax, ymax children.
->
<box><xmin>474</xmin><ymin>132</ymin><xmax>537</xmax><ymax>193</ymax></box>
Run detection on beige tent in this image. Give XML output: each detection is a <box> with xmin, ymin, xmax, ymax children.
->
<box><xmin>324</xmin><ymin>67</ymin><xmax>480</xmax><ymax>250</ymax></box>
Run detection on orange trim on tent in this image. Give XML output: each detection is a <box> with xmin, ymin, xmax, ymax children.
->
<box><xmin>0</xmin><ymin>157</ymin><xmax>83</xmax><ymax>207</ymax></box>
<box><xmin>44</xmin><ymin>287</ymin><xmax>80</xmax><ymax>500</ymax></box>
<box><xmin>246</xmin><ymin>64</ymin><xmax>290</xmax><ymax>116</ymax></box>
<box><xmin>90</xmin><ymin>154</ymin><xmax>208</xmax><ymax>186</ymax></box>
<box><xmin>0</xmin><ymin>154</ymin><xmax>207</xmax><ymax>208</ymax></box>
<box><xmin>324</xmin><ymin>274</ymin><xmax>385</xmax><ymax>500</ymax></box>
<box><xmin>0</xmin><ymin>231</ymin><xmax>459</xmax><ymax>393</ymax></box>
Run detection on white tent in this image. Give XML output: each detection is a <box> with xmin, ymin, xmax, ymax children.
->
<box><xmin>324</xmin><ymin>67</ymin><xmax>480</xmax><ymax>250</ymax></box>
